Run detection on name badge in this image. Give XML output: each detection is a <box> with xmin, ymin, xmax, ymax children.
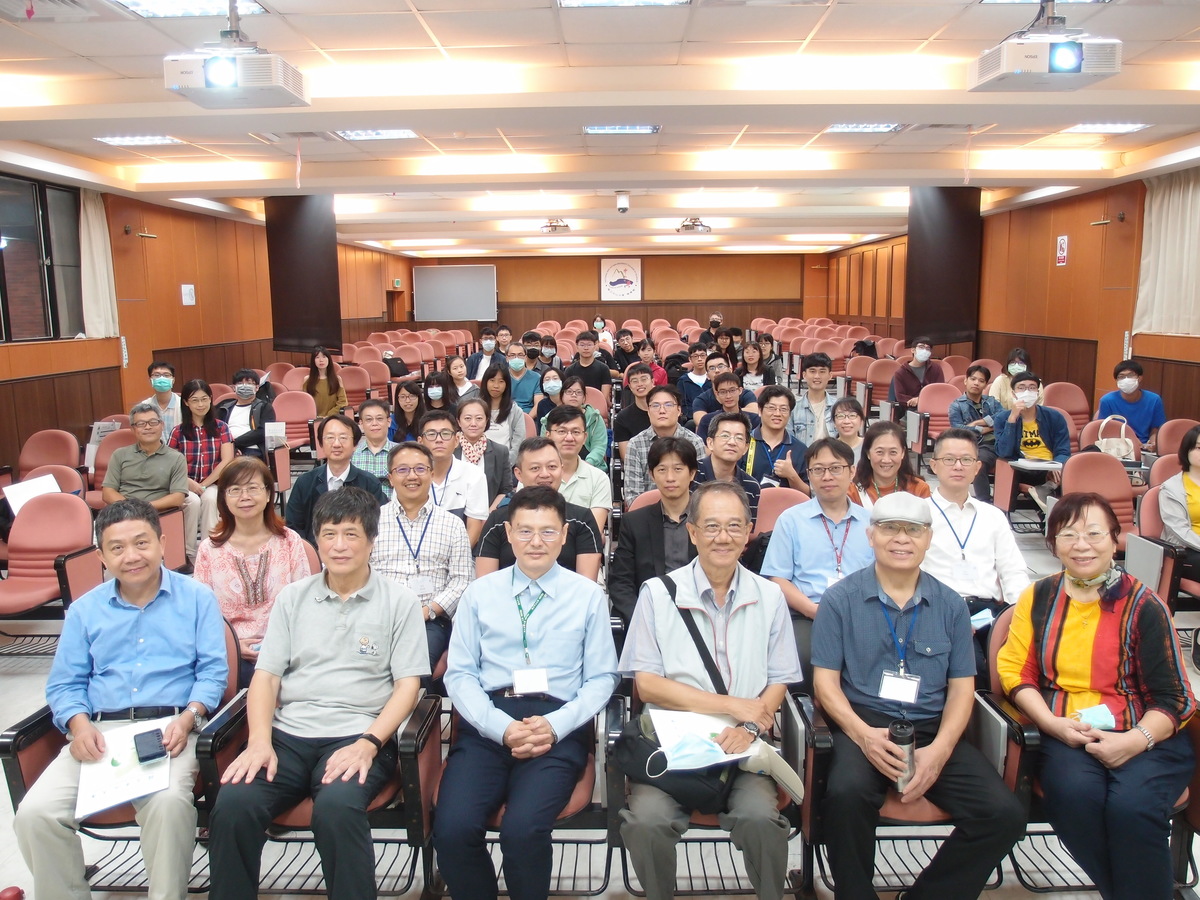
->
<box><xmin>826</xmin><ymin>572</ymin><xmax>843</xmax><ymax>590</ymax></box>
<box><xmin>879</xmin><ymin>670</ymin><xmax>921</xmax><ymax>704</ymax></box>
<box><xmin>951</xmin><ymin>559</ymin><xmax>978</xmax><ymax>584</ymax></box>
<box><xmin>409</xmin><ymin>574</ymin><xmax>436</xmax><ymax>598</ymax></box>
<box><xmin>760</xmin><ymin>476</ymin><xmax>781</xmax><ymax>488</ymax></box>
<box><xmin>512</xmin><ymin>667</ymin><xmax>550</xmax><ymax>695</ymax></box>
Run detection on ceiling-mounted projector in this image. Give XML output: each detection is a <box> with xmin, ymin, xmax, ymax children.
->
<box><xmin>969</xmin><ymin>37</ymin><xmax>1121</xmax><ymax>91</ymax></box>
<box><xmin>164</xmin><ymin>52</ymin><xmax>308</xmax><ymax>109</ymax></box>
<box><xmin>540</xmin><ymin>218</ymin><xmax>571</xmax><ymax>234</ymax></box>
<box><xmin>676</xmin><ymin>217</ymin><xmax>712</xmax><ymax>234</ymax></box>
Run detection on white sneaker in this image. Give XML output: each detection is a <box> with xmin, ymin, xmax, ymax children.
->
<box><xmin>1031</xmin><ymin>483</ymin><xmax>1054</xmax><ymax>513</ymax></box>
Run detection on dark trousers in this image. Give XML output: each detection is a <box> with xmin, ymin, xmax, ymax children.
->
<box><xmin>1039</xmin><ymin>730</ymin><xmax>1194</xmax><ymax>900</ymax></box>
<box><xmin>974</xmin><ymin>444</ymin><xmax>997</xmax><ymax>503</ymax></box>
<box><xmin>433</xmin><ymin>696</ymin><xmax>589</xmax><ymax>900</ymax></box>
<box><xmin>822</xmin><ymin>705</ymin><xmax>1024</xmax><ymax>900</ymax></box>
<box><xmin>791</xmin><ymin>613</ymin><xmax>813</xmax><ymax>694</ymax></box>
<box><xmin>208</xmin><ymin>728</ymin><xmax>398</xmax><ymax>900</ymax></box>
<box><xmin>965</xmin><ymin>597</ymin><xmax>1006</xmax><ymax>691</ymax></box>
<box><xmin>424</xmin><ymin>617</ymin><xmax>451</xmax><ymax>689</ymax></box>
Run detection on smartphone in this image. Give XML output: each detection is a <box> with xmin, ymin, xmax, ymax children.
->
<box><xmin>133</xmin><ymin>728</ymin><xmax>167</xmax><ymax>764</ymax></box>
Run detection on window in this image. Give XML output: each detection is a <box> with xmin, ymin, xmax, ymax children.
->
<box><xmin>0</xmin><ymin>174</ymin><xmax>83</xmax><ymax>342</ymax></box>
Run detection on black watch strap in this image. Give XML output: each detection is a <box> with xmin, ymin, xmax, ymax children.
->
<box><xmin>359</xmin><ymin>733</ymin><xmax>383</xmax><ymax>750</ymax></box>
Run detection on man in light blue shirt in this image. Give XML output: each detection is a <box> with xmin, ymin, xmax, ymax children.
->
<box><xmin>435</xmin><ymin>485</ymin><xmax>618</xmax><ymax>900</ymax></box>
<box><xmin>507</xmin><ymin>342</ymin><xmax>542</xmax><ymax>414</ymax></box>
<box><xmin>15</xmin><ymin>498</ymin><xmax>228</xmax><ymax>900</ymax></box>
<box><xmin>760</xmin><ymin>438</ymin><xmax>873</xmax><ymax>692</ymax></box>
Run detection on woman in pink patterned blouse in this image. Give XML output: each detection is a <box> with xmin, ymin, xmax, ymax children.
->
<box><xmin>194</xmin><ymin>456</ymin><xmax>311</xmax><ymax>687</ymax></box>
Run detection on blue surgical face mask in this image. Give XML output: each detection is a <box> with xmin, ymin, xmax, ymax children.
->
<box><xmin>427</xmin><ymin>386</ymin><xmax>444</xmax><ymax>401</ymax></box>
<box><xmin>543</xmin><ymin>379</ymin><xmax>562</xmax><ymax>396</ymax></box>
<box><xmin>150</xmin><ymin>376</ymin><xmax>174</xmax><ymax>392</ymax></box>
<box><xmin>482</xmin><ymin>339</ymin><xmax>496</xmax><ymax>352</ymax></box>
<box><xmin>656</xmin><ymin>732</ymin><xmax>730</xmax><ymax>772</ymax></box>
<box><xmin>1008</xmin><ymin>362</ymin><xmax>1025</xmax><ymax>376</ymax></box>
<box><xmin>508</xmin><ymin>357</ymin><xmax>526</xmax><ymax>373</ymax></box>
<box><xmin>541</xmin><ymin>346</ymin><xmax>555</xmax><ymax>358</ymax></box>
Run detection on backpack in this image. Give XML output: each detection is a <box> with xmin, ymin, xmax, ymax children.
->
<box><xmin>664</xmin><ymin>351</ymin><xmax>690</xmax><ymax>384</ymax></box>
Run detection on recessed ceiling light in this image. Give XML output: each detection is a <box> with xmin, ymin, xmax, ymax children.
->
<box><xmin>560</xmin><ymin>0</ymin><xmax>687</xmax><ymax>7</ymax></box>
<box><xmin>336</xmin><ymin>129</ymin><xmax>418</xmax><ymax>141</ymax></box>
<box><xmin>111</xmin><ymin>0</ymin><xmax>266</xmax><ymax>17</ymax></box>
<box><xmin>825</xmin><ymin>124</ymin><xmax>907</xmax><ymax>134</ymax></box>
<box><xmin>584</xmin><ymin>125</ymin><xmax>661</xmax><ymax>135</ymax></box>
<box><xmin>95</xmin><ymin>135</ymin><xmax>183</xmax><ymax>146</ymax></box>
<box><xmin>387</xmin><ymin>239</ymin><xmax>459</xmax><ymax>248</ymax></box>
<box><xmin>1062</xmin><ymin>123</ymin><xmax>1149</xmax><ymax>134</ymax></box>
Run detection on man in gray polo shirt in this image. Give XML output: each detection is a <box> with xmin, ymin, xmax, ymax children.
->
<box><xmin>102</xmin><ymin>401</ymin><xmax>199</xmax><ymax>565</ymax></box>
<box><xmin>811</xmin><ymin>492</ymin><xmax>1023</xmax><ymax>900</ymax></box>
<box><xmin>208</xmin><ymin>487</ymin><xmax>429</xmax><ymax>900</ymax></box>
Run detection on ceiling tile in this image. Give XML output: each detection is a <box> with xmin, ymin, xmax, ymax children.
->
<box><xmin>801</xmin><ymin>39</ymin><xmax>926</xmax><ymax>55</ymax></box>
<box><xmin>1122</xmin><ymin>39</ymin><xmax>1200</xmax><ymax>63</ymax></box>
<box><xmin>304</xmin><ymin>47</ymin><xmax>445</xmax><ymax>65</ymax></box>
<box><xmin>566</xmin><ymin>41</ymin><xmax>680</xmax><ymax>66</ymax></box>
<box><xmin>88</xmin><ymin>55</ymin><xmax>171</xmax><ymax>78</ymax></box>
<box><xmin>146</xmin><ymin>16</ymin><xmax>312</xmax><ymax>52</ymax></box>
<box><xmin>269</xmin><ymin>0</ymin><xmax>420</xmax><ymax>10</ymax></box>
<box><xmin>19</xmin><ymin>20</ymin><xmax>185</xmax><ymax>56</ymax></box>
<box><xmin>283</xmin><ymin>14</ymin><xmax>432</xmax><ymax>50</ymax></box>
<box><xmin>679</xmin><ymin>41</ymin><xmax>803</xmax><ymax>64</ymax></box>
<box><xmin>685</xmin><ymin>6</ymin><xmax>827</xmax><ymax>43</ymax></box>
<box><xmin>422</xmin><ymin>9</ymin><xmax>559</xmax><ymax>46</ymax></box>
<box><xmin>0</xmin><ymin>55</ymin><xmax>113</xmax><ymax>76</ymax></box>
<box><xmin>934</xmin><ymin>5</ymin><xmax>1053</xmax><ymax>42</ymax></box>
<box><xmin>411</xmin><ymin>0</ymin><xmax>551</xmax><ymax>9</ymax></box>
<box><xmin>813</xmin><ymin>4</ymin><xmax>961</xmax><ymax>42</ymax></box>
<box><xmin>445</xmin><ymin>44</ymin><xmax>563</xmax><ymax>64</ymax></box>
<box><xmin>1081</xmin><ymin>3</ymin><xmax>1200</xmax><ymax>42</ymax></box>
<box><xmin>559</xmin><ymin>7</ymin><xmax>689</xmax><ymax>44</ymax></box>
<box><xmin>0</xmin><ymin>23</ymin><xmax>75</xmax><ymax>57</ymax></box>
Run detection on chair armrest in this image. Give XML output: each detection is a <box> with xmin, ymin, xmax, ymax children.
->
<box><xmin>1</xmin><ymin>705</ymin><xmax>62</xmax><ymax>811</ymax></box>
<box><xmin>55</xmin><ymin>546</ymin><xmax>102</xmax><ymax>608</ymax></box>
<box><xmin>977</xmin><ymin>691</ymin><xmax>1041</xmax><ymax>751</ymax></box>
<box><xmin>0</xmin><ymin>465</ymin><xmax>12</xmax><ymax>490</ymax></box>
<box><xmin>603</xmin><ymin>693</ymin><xmax>629</xmax><ymax>843</ymax></box>
<box><xmin>790</xmin><ymin>688</ymin><xmax>833</xmax><ymax>840</ymax></box>
<box><xmin>196</xmin><ymin>689</ymin><xmax>249</xmax><ymax>806</ymax></box>
<box><xmin>398</xmin><ymin>694</ymin><xmax>443</xmax><ymax>840</ymax></box>
<box><xmin>976</xmin><ymin>691</ymin><xmax>1040</xmax><ymax>807</ymax></box>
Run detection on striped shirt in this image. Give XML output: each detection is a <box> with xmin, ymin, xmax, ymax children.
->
<box><xmin>371</xmin><ymin>497</ymin><xmax>474</xmax><ymax>619</ymax></box>
<box><xmin>352</xmin><ymin>438</ymin><xmax>398</xmax><ymax>499</ymax></box>
<box><xmin>998</xmin><ymin>572</ymin><xmax>1196</xmax><ymax>731</ymax></box>
<box><xmin>623</xmin><ymin>425</ymin><xmax>706</xmax><ymax>505</ymax></box>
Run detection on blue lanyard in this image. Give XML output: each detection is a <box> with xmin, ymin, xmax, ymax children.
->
<box><xmin>430</xmin><ymin>480</ymin><xmax>442</xmax><ymax>507</ymax></box>
<box><xmin>932</xmin><ymin>500</ymin><xmax>977</xmax><ymax>561</ymax></box>
<box><xmin>397</xmin><ymin>510</ymin><xmax>433</xmax><ymax>568</ymax></box>
<box><xmin>879</xmin><ymin>599</ymin><xmax>920</xmax><ymax>674</ymax></box>
<box><xmin>762</xmin><ymin>438</ymin><xmax>788</xmax><ymax>468</ymax></box>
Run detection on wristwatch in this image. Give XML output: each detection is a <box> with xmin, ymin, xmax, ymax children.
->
<box><xmin>741</xmin><ymin>721</ymin><xmax>761</xmax><ymax>738</ymax></box>
<box><xmin>186</xmin><ymin>702</ymin><xmax>207</xmax><ymax>733</ymax></box>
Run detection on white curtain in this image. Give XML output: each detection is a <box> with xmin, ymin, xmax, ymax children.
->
<box><xmin>79</xmin><ymin>189</ymin><xmax>118</xmax><ymax>338</ymax></box>
<box><xmin>1133</xmin><ymin>167</ymin><xmax>1200</xmax><ymax>336</ymax></box>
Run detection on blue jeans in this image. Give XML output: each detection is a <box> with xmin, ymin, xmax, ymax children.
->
<box><xmin>1039</xmin><ymin>729</ymin><xmax>1194</xmax><ymax>900</ymax></box>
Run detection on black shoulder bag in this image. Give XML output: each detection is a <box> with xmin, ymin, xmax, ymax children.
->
<box><xmin>612</xmin><ymin>575</ymin><xmax>739</xmax><ymax>814</ymax></box>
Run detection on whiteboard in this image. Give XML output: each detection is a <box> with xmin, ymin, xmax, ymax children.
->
<box><xmin>413</xmin><ymin>265</ymin><xmax>497</xmax><ymax>321</ymax></box>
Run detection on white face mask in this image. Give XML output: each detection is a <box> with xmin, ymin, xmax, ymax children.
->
<box><xmin>1015</xmin><ymin>390</ymin><xmax>1038</xmax><ymax>408</ymax></box>
<box><xmin>1008</xmin><ymin>362</ymin><xmax>1025</xmax><ymax>376</ymax></box>
<box><xmin>481</xmin><ymin>339</ymin><xmax>496</xmax><ymax>352</ymax></box>
<box><xmin>1117</xmin><ymin>377</ymin><xmax>1139</xmax><ymax>394</ymax></box>
<box><xmin>913</xmin><ymin>348</ymin><xmax>932</xmax><ymax>364</ymax></box>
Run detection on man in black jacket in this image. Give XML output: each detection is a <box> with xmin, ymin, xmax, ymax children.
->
<box><xmin>609</xmin><ymin>436</ymin><xmax>698</xmax><ymax>626</ymax></box>
<box><xmin>285</xmin><ymin>415</ymin><xmax>387</xmax><ymax>544</ymax></box>
<box><xmin>215</xmin><ymin>368</ymin><xmax>275</xmax><ymax>459</ymax></box>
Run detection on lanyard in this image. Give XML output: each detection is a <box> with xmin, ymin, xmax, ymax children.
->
<box><xmin>879</xmin><ymin>600</ymin><xmax>920</xmax><ymax>675</ymax></box>
<box><xmin>743</xmin><ymin>439</ymin><xmax>757</xmax><ymax>475</ymax></box>
<box><xmin>512</xmin><ymin>573</ymin><xmax>548</xmax><ymax>665</ymax></box>
<box><xmin>430</xmin><ymin>480</ymin><xmax>443</xmax><ymax>507</ymax></box>
<box><xmin>819</xmin><ymin>514</ymin><xmax>853</xmax><ymax>576</ymax></box>
<box><xmin>933</xmin><ymin>499</ymin><xmax>977</xmax><ymax>561</ymax></box>
<box><xmin>397</xmin><ymin>510</ymin><xmax>433</xmax><ymax>569</ymax></box>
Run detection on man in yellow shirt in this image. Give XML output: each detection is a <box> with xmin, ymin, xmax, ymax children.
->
<box><xmin>993</xmin><ymin>371</ymin><xmax>1071</xmax><ymax>511</ymax></box>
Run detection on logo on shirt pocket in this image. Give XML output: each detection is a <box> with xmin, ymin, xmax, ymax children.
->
<box><xmin>357</xmin><ymin>634</ymin><xmax>380</xmax><ymax>657</ymax></box>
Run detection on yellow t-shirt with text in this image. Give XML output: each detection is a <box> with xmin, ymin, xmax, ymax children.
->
<box><xmin>1020</xmin><ymin>420</ymin><xmax>1053</xmax><ymax>461</ymax></box>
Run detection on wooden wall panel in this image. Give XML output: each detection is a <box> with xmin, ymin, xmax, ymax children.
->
<box><xmin>0</xmin><ymin>368</ymin><xmax>122</xmax><ymax>468</ymax></box>
<box><xmin>827</xmin><ymin>236</ymin><xmax>907</xmax><ymax>334</ymax></box>
<box><xmin>978</xmin><ymin>331</ymin><xmax>1098</xmax><ymax>401</ymax></box>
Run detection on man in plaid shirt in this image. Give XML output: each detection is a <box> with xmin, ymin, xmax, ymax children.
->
<box><xmin>351</xmin><ymin>399</ymin><xmax>397</xmax><ymax>499</ymax></box>
<box><xmin>622</xmin><ymin>384</ymin><xmax>706</xmax><ymax>506</ymax></box>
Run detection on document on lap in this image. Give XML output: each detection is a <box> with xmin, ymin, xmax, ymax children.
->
<box><xmin>75</xmin><ymin>717</ymin><xmax>173</xmax><ymax>818</ymax></box>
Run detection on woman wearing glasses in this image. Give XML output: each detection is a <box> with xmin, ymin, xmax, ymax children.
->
<box><xmin>194</xmin><ymin>456</ymin><xmax>312</xmax><ymax>688</ymax></box>
<box><xmin>539</xmin><ymin>375</ymin><xmax>608</xmax><ymax>471</ymax></box>
<box><xmin>849</xmin><ymin>420</ymin><xmax>930</xmax><ymax>509</ymax></box>
<box><xmin>998</xmin><ymin>493</ymin><xmax>1195</xmax><ymax>900</ymax></box>
<box><xmin>830</xmin><ymin>397</ymin><xmax>865</xmax><ymax>463</ymax></box>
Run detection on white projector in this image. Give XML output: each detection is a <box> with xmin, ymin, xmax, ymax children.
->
<box><xmin>164</xmin><ymin>53</ymin><xmax>309</xmax><ymax>109</ymax></box>
<box><xmin>969</xmin><ymin>38</ymin><xmax>1121</xmax><ymax>92</ymax></box>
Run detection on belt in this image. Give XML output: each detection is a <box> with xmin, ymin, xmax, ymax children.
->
<box><xmin>487</xmin><ymin>688</ymin><xmax>560</xmax><ymax>702</ymax></box>
<box><xmin>92</xmin><ymin>706</ymin><xmax>182</xmax><ymax>722</ymax></box>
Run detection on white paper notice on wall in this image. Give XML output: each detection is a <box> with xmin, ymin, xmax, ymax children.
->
<box><xmin>181</xmin><ymin>284</ymin><xmax>196</xmax><ymax>306</ymax></box>
<box><xmin>1055</xmin><ymin>235</ymin><xmax>1068</xmax><ymax>267</ymax></box>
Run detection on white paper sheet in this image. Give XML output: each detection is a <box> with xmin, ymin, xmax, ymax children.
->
<box><xmin>75</xmin><ymin>717</ymin><xmax>173</xmax><ymax>819</ymax></box>
<box><xmin>1</xmin><ymin>474</ymin><xmax>61</xmax><ymax>515</ymax></box>
<box><xmin>647</xmin><ymin>709</ymin><xmax>758</xmax><ymax>765</ymax></box>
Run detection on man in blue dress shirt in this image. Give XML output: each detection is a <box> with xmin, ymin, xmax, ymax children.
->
<box><xmin>15</xmin><ymin>498</ymin><xmax>228</xmax><ymax>900</ymax></box>
<box><xmin>434</xmin><ymin>485</ymin><xmax>618</xmax><ymax>900</ymax></box>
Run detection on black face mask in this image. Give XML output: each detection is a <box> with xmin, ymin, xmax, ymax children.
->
<box><xmin>525</xmin><ymin>347</ymin><xmax>540</xmax><ymax>359</ymax></box>
<box><xmin>709</xmin><ymin>320</ymin><xmax>721</xmax><ymax>329</ymax></box>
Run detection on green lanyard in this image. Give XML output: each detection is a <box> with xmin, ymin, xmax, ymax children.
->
<box><xmin>513</xmin><ymin>575</ymin><xmax>548</xmax><ymax>666</ymax></box>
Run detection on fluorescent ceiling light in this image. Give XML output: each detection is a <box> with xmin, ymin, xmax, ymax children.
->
<box><xmin>112</xmin><ymin>0</ymin><xmax>266</xmax><ymax>16</ymax></box>
<box><xmin>584</xmin><ymin>125</ymin><xmax>661</xmax><ymax>135</ymax></box>
<box><xmin>471</xmin><ymin>194</ymin><xmax>576</xmax><ymax>213</ymax></box>
<box><xmin>980</xmin><ymin>0</ymin><xmax>1106</xmax><ymax>4</ymax></box>
<box><xmin>560</xmin><ymin>0</ymin><xmax>687</xmax><ymax>7</ymax></box>
<box><xmin>544</xmin><ymin>246</ymin><xmax>617</xmax><ymax>253</ymax></box>
<box><xmin>1062</xmin><ymin>123</ymin><xmax>1149</xmax><ymax>134</ymax></box>
<box><xmin>96</xmin><ymin>135</ymin><xmax>183</xmax><ymax>146</ymax></box>
<box><xmin>652</xmin><ymin>234</ymin><xmax>718</xmax><ymax>243</ymax></box>
<box><xmin>784</xmin><ymin>234</ymin><xmax>878</xmax><ymax>243</ymax></box>
<box><xmin>673</xmin><ymin>192</ymin><xmax>779</xmax><ymax>209</ymax></box>
<box><xmin>359</xmin><ymin>241</ymin><xmax>385</xmax><ymax>249</ymax></box>
<box><xmin>520</xmin><ymin>236</ymin><xmax>587</xmax><ymax>245</ymax></box>
<box><xmin>387</xmin><ymin>239</ymin><xmax>459</xmax><ymax>248</ymax></box>
<box><xmin>825</xmin><ymin>124</ymin><xmax>906</xmax><ymax>134</ymax></box>
<box><xmin>336</xmin><ymin>129</ymin><xmax>418</xmax><ymax>141</ymax></box>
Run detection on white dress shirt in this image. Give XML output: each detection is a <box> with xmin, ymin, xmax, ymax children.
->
<box><xmin>922</xmin><ymin>489</ymin><xmax>1031</xmax><ymax>604</ymax></box>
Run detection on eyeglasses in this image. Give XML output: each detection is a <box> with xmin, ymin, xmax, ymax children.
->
<box><xmin>716</xmin><ymin>389</ymin><xmax>740</xmax><ymax>398</ymax></box>
<box><xmin>186</xmin><ymin>395</ymin><xmax>211</xmax><ymax>404</ymax></box>
<box><xmin>933</xmin><ymin>456</ymin><xmax>978</xmax><ymax>468</ymax></box>
<box><xmin>713</xmin><ymin>432</ymin><xmax>747</xmax><ymax>445</ymax></box>
<box><xmin>649</xmin><ymin>402</ymin><xmax>678</xmax><ymax>411</ymax></box>
<box><xmin>1054</xmin><ymin>530</ymin><xmax>1111</xmax><ymax>545</ymax></box>
<box><xmin>761</xmin><ymin>404</ymin><xmax>791</xmax><ymax>415</ymax></box>
<box><xmin>875</xmin><ymin>522</ymin><xmax>931</xmax><ymax>537</ymax></box>
<box><xmin>391</xmin><ymin>464</ymin><xmax>431</xmax><ymax>477</ymax></box>
<box><xmin>225</xmin><ymin>484</ymin><xmax>267</xmax><ymax>499</ymax></box>
<box><xmin>132</xmin><ymin>420</ymin><xmax>162</xmax><ymax>430</ymax></box>
<box><xmin>808</xmin><ymin>464</ymin><xmax>848</xmax><ymax>478</ymax></box>
<box><xmin>834</xmin><ymin>412</ymin><xmax>861</xmax><ymax>422</ymax></box>
<box><xmin>512</xmin><ymin>528</ymin><xmax>563</xmax><ymax>542</ymax></box>
<box><xmin>360</xmin><ymin>416</ymin><xmax>388</xmax><ymax>426</ymax></box>
<box><xmin>422</xmin><ymin>429</ymin><xmax>456</xmax><ymax>441</ymax></box>
<box><xmin>551</xmin><ymin>428</ymin><xmax>586</xmax><ymax>438</ymax></box>
<box><xmin>697</xmin><ymin>522</ymin><xmax>749</xmax><ymax>538</ymax></box>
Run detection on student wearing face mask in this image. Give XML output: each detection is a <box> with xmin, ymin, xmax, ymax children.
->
<box><xmin>994</xmin><ymin>370</ymin><xmax>1071</xmax><ymax>512</ymax></box>
<box><xmin>891</xmin><ymin>336</ymin><xmax>946</xmax><ymax>409</ymax></box>
<box><xmin>144</xmin><ymin>360</ymin><xmax>182</xmax><ymax>437</ymax></box>
<box><xmin>533</xmin><ymin>368</ymin><xmax>565</xmax><ymax>423</ymax></box>
<box><xmin>465</xmin><ymin>326</ymin><xmax>500</xmax><ymax>380</ymax></box>
<box><xmin>1096</xmin><ymin>359</ymin><xmax>1166</xmax><ymax>453</ymax></box>
<box><xmin>592</xmin><ymin>315</ymin><xmax>614</xmax><ymax>351</ymax></box>
<box><xmin>423</xmin><ymin>371</ymin><xmax>459</xmax><ymax>412</ymax></box>
<box><xmin>217</xmin><ymin>368</ymin><xmax>276</xmax><ymax>460</ymax></box>
<box><xmin>535</xmin><ymin>336</ymin><xmax>563</xmax><ymax>374</ymax></box>
<box><xmin>696</xmin><ymin>311</ymin><xmax>723</xmax><ymax>346</ymax></box>
<box><xmin>506</xmin><ymin>342</ymin><xmax>542</xmax><ymax>414</ymax></box>
<box><xmin>989</xmin><ymin>347</ymin><xmax>1043</xmax><ymax>411</ymax></box>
